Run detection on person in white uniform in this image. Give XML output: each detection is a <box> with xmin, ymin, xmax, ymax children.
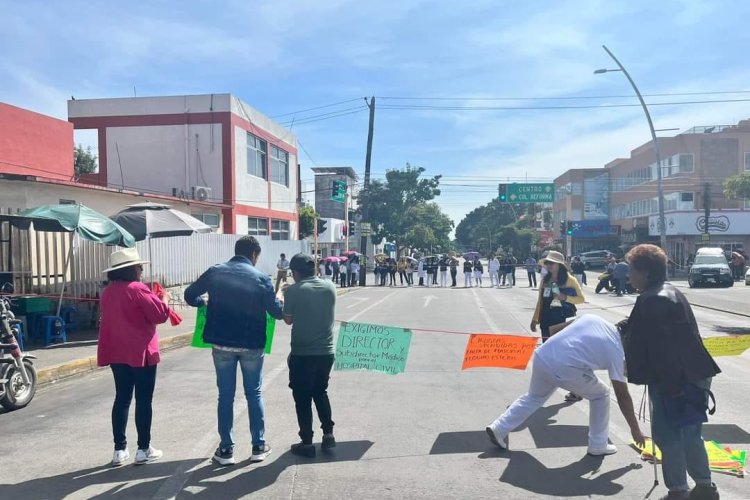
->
<box><xmin>489</xmin><ymin>256</ymin><xmax>500</xmax><ymax>288</ymax></box>
<box><xmin>485</xmin><ymin>314</ymin><xmax>645</xmax><ymax>456</ymax></box>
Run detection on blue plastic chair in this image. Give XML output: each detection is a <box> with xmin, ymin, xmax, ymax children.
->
<box><xmin>41</xmin><ymin>316</ymin><xmax>67</xmax><ymax>346</ymax></box>
<box><xmin>60</xmin><ymin>306</ymin><xmax>78</xmax><ymax>332</ymax></box>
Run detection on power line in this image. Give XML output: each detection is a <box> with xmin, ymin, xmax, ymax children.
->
<box><xmin>270</xmin><ymin>97</ymin><xmax>365</xmax><ymax>119</ymax></box>
<box><xmin>376</xmin><ymin>90</ymin><xmax>750</xmax><ymax>101</ymax></box>
<box><xmin>279</xmin><ymin>106</ymin><xmax>368</xmax><ymax>126</ymax></box>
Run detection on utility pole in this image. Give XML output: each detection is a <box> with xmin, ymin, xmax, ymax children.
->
<box><xmin>345</xmin><ymin>188</ymin><xmax>350</xmax><ymax>253</ymax></box>
<box><xmin>703</xmin><ymin>182</ymin><xmax>711</xmax><ymax>241</ymax></box>
<box><xmin>359</xmin><ymin>96</ymin><xmax>375</xmax><ymax>286</ymax></box>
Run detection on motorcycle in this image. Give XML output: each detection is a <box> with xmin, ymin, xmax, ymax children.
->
<box><xmin>0</xmin><ymin>284</ymin><xmax>37</xmax><ymax>410</ymax></box>
<box><xmin>595</xmin><ymin>272</ymin><xmax>636</xmax><ymax>295</ymax></box>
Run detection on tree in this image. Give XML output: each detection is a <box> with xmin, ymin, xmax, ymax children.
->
<box><xmin>455</xmin><ymin>199</ymin><xmax>539</xmax><ymax>256</ymax></box>
<box><xmin>402</xmin><ymin>202</ymin><xmax>454</xmax><ymax>253</ymax></box>
<box><xmin>356</xmin><ymin>163</ymin><xmax>444</xmax><ymax>253</ymax></box>
<box><xmin>723</xmin><ymin>173</ymin><xmax>750</xmax><ymax>201</ymax></box>
<box><xmin>298</xmin><ymin>205</ymin><xmax>324</xmax><ymax>238</ymax></box>
<box><xmin>74</xmin><ymin>144</ymin><xmax>97</xmax><ymax>177</ymax></box>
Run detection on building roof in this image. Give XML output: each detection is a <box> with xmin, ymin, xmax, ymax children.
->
<box><xmin>311</xmin><ymin>166</ymin><xmax>358</xmax><ymax>180</ymax></box>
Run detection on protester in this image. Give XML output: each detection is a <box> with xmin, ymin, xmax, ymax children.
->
<box><xmin>345</xmin><ymin>257</ymin><xmax>353</xmax><ymax>287</ymax></box>
<box><xmin>98</xmin><ymin>248</ymin><xmax>171</xmax><ymax>466</ymax></box>
<box><xmin>620</xmin><ymin>244</ymin><xmax>721</xmax><ymax>500</ymax></box>
<box><xmin>388</xmin><ymin>259</ymin><xmax>397</xmax><ymax>287</ymax></box>
<box><xmin>463</xmin><ymin>259</ymin><xmax>473</xmax><ymax>287</ymax></box>
<box><xmin>426</xmin><ymin>259</ymin><xmax>435</xmax><ymax>288</ymax></box>
<box><xmin>339</xmin><ymin>261</ymin><xmax>348</xmax><ymax>288</ymax></box>
<box><xmin>332</xmin><ymin>259</ymin><xmax>340</xmax><ymax>284</ymax></box>
<box><xmin>489</xmin><ymin>256</ymin><xmax>500</xmax><ymax>288</ymax></box>
<box><xmin>449</xmin><ymin>258</ymin><xmax>458</xmax><ymax>287</ymax></box>
<box><xmin>730</xmin><ymin>251</ymin><xmax>745</xmax><ymax>281</ymax></box>
<box><xmin>275</xmin><ymin>253</ymin><xmax>290</xmax><ymax>293</ymax></box>
<box><xmin>613</xmin><ymin>259</ymin><xmax>629</xmax><ymax>296</ymax></box>
<box><xmin>507</xmin><ymin>255</ymin><xmax>517</xmax><ymax>287</ymax></box>
<box><xmin>350</xmin><ymin>259</ymin><xmax>360</xmax><ymax>286</ymax></box>
<box><xmin>530</xmin><ymin>250</ymin><xmax>584</xmax><ymax>344</ymax></box>
<box><xmin>282</xmin><ymin>253</ymin><xmax>337</xmax><ymax>458</ymax></box>
<box><xmin>570</xmin><ymin>256</ymin><xmax>585</xmax><ymax>286</ymax></box>
<box><xmin>398</xmin><ymin>259</ymin><xmax>408</xmax><ymax>286</ymax></box>
<box><xmin>185</xmin><ymin>236</ymin><xmax>282</xmax><ymax>466</ymax></box>
<box><xmin>439</xmin><ymin>257</ymin><xmax>449</xmax><ymax>287</ymax></box>
<box><xmin>473</xmin><ymin>258</ymin><xmax>484</xmax><ymax>287</ymax></box>
<box><xmin>418</xmin><ymin>258</ymin><xmax>426</xmax><ymax>286</ymax></box>
<box><xmin>321</xmin><ymin>261</ymin><xmax>330</xmax><ymax>280</ymax></box>
<box><xmin>486</xmin><ymin>315</ymin><xmax>645</xmax><ymax>456</ymax></box>
<box><xmin>525</xmin><ymin>255</ymin><xmax>538</xmax><ymax>288</ymax></box>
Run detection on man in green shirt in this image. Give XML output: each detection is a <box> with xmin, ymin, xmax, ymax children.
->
<box><xmin>282</xmin><ymin>253</ymin><xmax>337</xmax><ymax>457</ymax></box>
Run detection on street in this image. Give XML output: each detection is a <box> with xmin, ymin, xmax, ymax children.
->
<box><xmin>1</xmin><ymin>280</ymin><xmax>748</xmax><ymax>499</ymax></box>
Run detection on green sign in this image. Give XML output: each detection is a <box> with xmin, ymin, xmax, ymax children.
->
<box><xmin>506</xmin><ymin>183</ymin><xmax>555</xmax><ymax>203</ymax></box>
<box><xmin>360</xmin><ymin>222</ymin><xmax>371</xmax><ymax>236</ymax></box>
<box><xmin>331</xmin><ymin>180</ymin><xmax>346</xmax><ymax>203</ymax></box>
<box><xmin>334</xmin><ymin>322</ymin><xmax>413</xmax><ymax>375</ymax></box>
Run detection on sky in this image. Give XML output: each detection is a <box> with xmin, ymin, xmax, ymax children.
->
<box><xmin>3</xmin><ymin>0</ymin><xmax>750</xmax><ymax>228</ymax></box>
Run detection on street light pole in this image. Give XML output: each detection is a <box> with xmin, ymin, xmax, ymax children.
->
<box><xmin>596</xmin><ymin>45</ymin><xmax>667</xmax><ymax>251</ymax></box>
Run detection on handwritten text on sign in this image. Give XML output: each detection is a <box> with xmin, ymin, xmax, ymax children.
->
<box><xmin>703</xmin><ymin>335</ymin><xmax>750</xmax><ymax>357</ymax></box>
<box><xmin>334</xmin><ymin>322</ymin><xmax>412</xmax><ymax>375</ymax></box>
<box><xmin>462</xmin><ymin>334</ymin><xmax>537</xmax><ymax>370</ymax></box>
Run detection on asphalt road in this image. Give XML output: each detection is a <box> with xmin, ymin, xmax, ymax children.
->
<box><xmin>1</xmin><ymin>280</ymin><xmax>748</xmax><ymax>499</ymax></box>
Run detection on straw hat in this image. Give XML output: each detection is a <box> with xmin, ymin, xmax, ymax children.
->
<box><xmin>540</xmin><ymin>250</ymin><xmax>567</xmax><ymax>267</ymax></box>
<box><xmin>102</xmin><ymin>247</ymin><xmax>150</xmax><ymax>273</ymax></box>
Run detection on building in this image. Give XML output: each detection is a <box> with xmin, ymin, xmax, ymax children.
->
<box><xmin>68</xmin><ymin>94</ymin><xmax>299</xmax><ymax>238</ymax></box>
<box><xmin>554</xmin><ymin>119</ymin><xmax>750</xmax><ymax>263</ymax></box>
<box><xmin>312</xmin><ymin>167</ymin><xmax>358</xmax><ymax>255</ymax></box>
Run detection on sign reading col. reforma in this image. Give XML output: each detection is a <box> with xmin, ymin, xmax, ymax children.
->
<box><xmin>334</xmin><ymin>322</ymin><xmax>413</xmax><ymax>375</ymax></box>
<box><xmin>507</xmin><ymin>183</ymin><xmax>555</xmax><ymax>203</ymax></box>
<box><xmin>649</xmin><ymin>211</ymin><xmax>750</xmax><ymax>236</ymax></box>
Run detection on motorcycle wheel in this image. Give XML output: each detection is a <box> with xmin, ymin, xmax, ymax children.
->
<box><xmin>595</xmin><ymin>282</ymin><xmax>604</xmax><ymax>294</ymax></box>
<box><xmin>0</xmin><ymin>360</ymin><xmax>37</xmax><ymax>410</ymax></box>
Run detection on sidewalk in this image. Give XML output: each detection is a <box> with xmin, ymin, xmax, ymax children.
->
<box><xmin>30</xmin><ymin>286</ymin><xmax>361</xmax><ymax>387</ymax></box>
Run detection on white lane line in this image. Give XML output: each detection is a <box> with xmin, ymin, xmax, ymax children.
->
<box><xmin>153</xmin><ymin>360</ymin><xmax>287</xmax><ymax>500</ymax></box>
<box><xmin>340</xmin><ymin>289</ymin><xmax>400</xmax><ymax>322</ymax></box>
<box><xmin>470</xmin><ymin>287</ymin><xmax>500</xmax><ymax>332</ymax></box>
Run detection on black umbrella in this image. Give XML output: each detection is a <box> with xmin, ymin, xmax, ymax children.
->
<box><xmin>110</xmin><ymin>202</ymin><xmax>212</xmax><ymax>241</ymax></box>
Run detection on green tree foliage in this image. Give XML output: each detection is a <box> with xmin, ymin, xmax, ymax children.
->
<box><xmin>723</xmin><ymin>173</ymin><xmax>750</xmax><ymax>201</ymax></box>
<box><xmin>357</xmin><ymin>164</ymin><xmax>452</xmax><ymax>253</ymax></box>
<box><xmin>455</xmin><ymin>200</ymin><xmax>539</xmax><ymax>256</ymax></box>
<box><xmin>298</xmin><ymin>205</ymin><xmax>324</xmax><ymax>238</ymax></box>
<box><xmin>74</xmin><ymin>144</ymin><xmax>97</xmax><ymax>177</ymax></box>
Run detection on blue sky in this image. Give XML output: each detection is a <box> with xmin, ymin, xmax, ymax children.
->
<box><xmin>3</xmin><ymin>0</ymin><xmax>750</xmax><ymax>226</ymax></box>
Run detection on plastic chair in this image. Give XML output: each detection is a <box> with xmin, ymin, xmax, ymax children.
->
<box><xmin>41</xmin><ymin>316</ymin><xmax>67</xmax><ymax>346</ymax></box>
<box><xmin>12</xmin><ymin>322</ymin><xmax>24</xmax><ymax>351</ymax></box>
<box><xmin>60</xmin><ymin>306</ymin><xmax>78</xmax><ymax>332</ymax></box>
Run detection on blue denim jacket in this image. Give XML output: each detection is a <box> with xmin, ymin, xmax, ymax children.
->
<box><xmin>184</xmin><ymin>256</ymin><xmax>283</xmax><ymax>349</ymax></box>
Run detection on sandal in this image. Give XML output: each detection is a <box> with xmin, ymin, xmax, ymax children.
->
<box><xmin>564</xmin><ymin>392</ymin><xmax>583</xmax><ymax>402</ymax></box>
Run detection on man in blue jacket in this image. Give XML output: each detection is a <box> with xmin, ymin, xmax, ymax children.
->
<box><xmin>185</xmin><ymin>236</ymin><xmax>283</xmax><ymax>466</ymax></box>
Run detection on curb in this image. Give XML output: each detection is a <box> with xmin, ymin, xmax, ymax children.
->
<box><xmin>37</xmin><ymin>286</ymin><xmax>363</xmax><ymax>388</ymax></box>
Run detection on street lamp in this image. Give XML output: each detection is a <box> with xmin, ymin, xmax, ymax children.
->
<box><xmin>595</xmin><ymin>45</ymin><xmax>667</xmax><ymax>251</ymax></box>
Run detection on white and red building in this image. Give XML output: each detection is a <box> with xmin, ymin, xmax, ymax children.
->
<box><xmin>68</xmin><ymin>94</ymin><xmax>299</xmax><ymax>237</ymax></box>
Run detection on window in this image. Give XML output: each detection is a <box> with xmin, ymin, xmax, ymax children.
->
<box><xmin>678</xmin><ymin>154</ymin><xmax>694</xmax><ymax>173</ymax></box>
<box><xmin>745</xmin><ymin>152</ymin><xmax>750</xmax><ymax>171</ymax></box>
<box><xmin>271</xmin><ymin>219</ymin><xmax>290</xmax><ymax>240</ymax></box>
<box><xmin>248</xmin><ymin>217</ymin><xmax>269</xmax><ymax>236</ymax></box>
<box><xmin>191</xmin><ymin>212</ymin><xmax>220</xmax><ymax>228</ymax></box>
<box><xmin>247</xmin><ymin>133</ymin><xmax>267</xmax><ymax>179</ymax></box>
<box><xmin>270</xmin><ymin>145</ymin><xmax>289</xmax><ymax>186</ymax></box>
<box><xmin>680</xmin><ymin>192</ymin><xmax>694</xmax><ymax>202</ymax></box>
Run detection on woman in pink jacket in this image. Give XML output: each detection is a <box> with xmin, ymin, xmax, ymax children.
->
<box><xmin>97</xmin><ymin>248</ymin><xmax>171</xmax><ymax>467</ymax></box>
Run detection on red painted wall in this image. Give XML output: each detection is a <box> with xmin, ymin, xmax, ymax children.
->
<box><xmin>0</xmin><ymin>102</ymin><xmax>73</xmax><ymax>180</ymax></box>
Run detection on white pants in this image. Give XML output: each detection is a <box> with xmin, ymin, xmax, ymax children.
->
<box><xmin>490</xmin><ymin>272</ymin><xmax>498</xmax><ymax>287</ymax></box>
<box><xmin>488</xmin><ymin>354</ymin><xmax>611</xmax><ymax>449</ymax></box>
<box><xmin>474</xmin><ymin>271</ymin><xmax>482</xmax><ymax>286</ymax></box>
<box><xmin>426</xmin><ymin>274</ymin><xmax>432</xmax><ymax>287</ymax></box>
<box><xmin>575</xmin><ymin>274</ymin><xmax>583</xmax><ymax>285</ymax></box>
<box><xmin>464</xmin><ymin>272</ymin><xmax>473</xmax><ymax>287</ymax></box>
<box><xmin>439</xmin><ymin>270</ymin><xmax>448</xmax><ymax>287</ymax></box>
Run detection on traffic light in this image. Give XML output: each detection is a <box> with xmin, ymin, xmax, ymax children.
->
<box><xmin>317</xmin><ymin>218</ymin><xmax>327</xmax><ymax>235</ymax></box>
<box><xmin>560</xmin><ymin>220</ymin><xmax>567</xmax><ymax>236</ymax></box>
<box><xmin>498</xmin><ymin>183</ymin><xmax>508</xmax><ymax>202</ymax></box>
<box><xmin>566</xmin><ymin>222</ymin><xmax>573</xmax><ymax>236</ymax></box>
<box><xmin>349</xmin><ymin>221</ymin><xmax>355</xmax><ymax>235</ymax></box>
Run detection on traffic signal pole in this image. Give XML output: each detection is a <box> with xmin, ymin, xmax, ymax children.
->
<box><xmin>359</xmin><ymin>97</ymin><xmax>375</xmax><ymax>286</ymax></box>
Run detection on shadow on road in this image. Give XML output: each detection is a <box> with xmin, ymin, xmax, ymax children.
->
<box><xmin>702</xmin><ymin>423</ymin><xmax>750</xmax><ymax>444</ymax></box>
<box><xmin>713</xmin><ymin>326</ymin><xmax>750</xmax><ymax>335</ymax></box>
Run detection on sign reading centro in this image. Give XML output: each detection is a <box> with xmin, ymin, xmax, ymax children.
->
<box><xmin>335</xmin><ymin>322</ymin><xmax>412</xmax><ymax>375</ymax></box>
<box><xmin>507</xmin><ymin>183</ymin><xmax>555</xmax><ymax>203</ymax></box>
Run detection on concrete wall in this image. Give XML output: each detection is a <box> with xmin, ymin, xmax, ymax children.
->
<box><xmin>0</xmin><ymin>102</ymin><xmax>73</xmax><ymax>181</ymax></box>
<box><xmin>68</xmin><ymin>94</ymin><xmax>232</xmax><ymax>118</ymax></box>
<box><xmin>105</xmin><ymin>123</ymin><xmax>223</xmax><ymax>200</ymax></box>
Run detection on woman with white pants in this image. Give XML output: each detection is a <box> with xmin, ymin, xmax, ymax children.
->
<box><xmin>463</xmin><ymin>260</ymin><xmax>473</xmax><ymax>287</ymax></box>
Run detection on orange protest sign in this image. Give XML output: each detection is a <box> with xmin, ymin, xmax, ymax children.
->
<box><xmin>462</xmin><ymin>334</ymin><xmax>538</xmax><ymax>370</ymax></box>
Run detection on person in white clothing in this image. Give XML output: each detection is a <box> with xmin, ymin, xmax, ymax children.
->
<box><xmin>485</xmin><ymin>314</ymin><xmax>645</xmax><ymax>456</ymax></box>
<box><xmin>489</xmin><ymin>256</ymin><xmax>500</xmax><ymax>288</ymax></box>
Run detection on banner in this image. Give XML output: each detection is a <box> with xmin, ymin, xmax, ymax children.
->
<box><xmin>703</xmin><ymin>335</ymin><xmax>750</xmax><ymax>357</ymax></box>
<box><xmin>462</xmin><ymin>334</ymin><xmax>537</xmax><ymax>370</ymax></box>
<box><xmin>334</xmin><ymin>322</ymin><xmax>412</xmax><ymax>375</ymax></box>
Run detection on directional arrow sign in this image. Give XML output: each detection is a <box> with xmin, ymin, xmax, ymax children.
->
<box><xmin>423</xmin><ymin>295</ymin><xmax>439</xmax><ymax>307</ymax></box>
<box><xmin>506</xmin><ymin>183</ymin><xmax>555</xmax><ymax>203</ymax></box>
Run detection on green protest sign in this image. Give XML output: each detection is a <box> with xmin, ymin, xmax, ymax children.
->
<box><xmin>334</xmin><ymin>322</ymin><xmax>412</xmax><ymax>375</ymax></box>
<box><xmin>192</xmin><ymin>306</ymin><xmax>276</xmax><ymax>354</ymax></box>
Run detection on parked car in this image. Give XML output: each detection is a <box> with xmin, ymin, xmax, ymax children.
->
<box><xmin>688</xmin><ymin>247</ymin><xmax>733</xmax><ymax>288</ymax></box>
<box><xmin>578</xmin><ymin>250</ymin><xmax>611</xmax><ymax>269</ymax></box>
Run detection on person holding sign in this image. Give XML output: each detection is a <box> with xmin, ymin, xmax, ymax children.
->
<box><xmin>486</xmin><ymin>315</ymin><xmax>645</xmax><ymax>456</ymax></box>
<box><xmin>620</xmin><ymin>244</ymin><xmax>721</xmax><ymax>500</ymax></box>
<box><xmin>282</xmin><ymin>253</ymin><xmax>337</xmax><ymax>458</ymax></box>
<box><xmin>184</xmin><ymin>236</ymin><xmax>283</xmax><ymax>466</ymax></box>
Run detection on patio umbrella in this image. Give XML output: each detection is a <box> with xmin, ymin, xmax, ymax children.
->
<box><xmin>0</xmin><ymin>203</ymin><xmax>136</xmax><ymax>316</ymax></box>
<box><xmin>110</xmin><ymin>202</ymin><xmax>212</xmax><ymax>285</ymax></box>
<box><xmin>324</xmin><ymin>256</ymin><xmax>340</xmax><ymax>263</ymax></box>
<box><xmin>463</xmin><ymin>251</ymin><xmax>480</xmax><ymax>261</ymax></box>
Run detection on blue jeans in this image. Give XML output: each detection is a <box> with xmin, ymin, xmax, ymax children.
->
<box><xmin>212</xmin><ymin>348</ymin><xmax>266</xmax><ymax>449</ymax></box>
<box><xmin>649</xmin><ymin>379</ymin><xmax>712</xmax><ymax>493</ymax></box>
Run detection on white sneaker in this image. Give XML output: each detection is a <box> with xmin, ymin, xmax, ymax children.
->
<box><xmin>111</xmin><ymin>449</ymin><xmax>130</xmax><ymax>467</ymax></box>
<box><xmin>485</xmin><ymin>426</ymin><xmax>508</xmax><ymax>450</ymax></box>
<box><xmin>134</xmin><ymin>446</ymin><xmax>163</xmax><ymax>465</ymax></box>
<box><xmin>587</xmin><ymin>444</ymin><xmax>618</xmax><ymax>456</ymax></box>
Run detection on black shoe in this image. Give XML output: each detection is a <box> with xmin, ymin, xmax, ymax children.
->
<box><xmin>212</xmin><ymin>446</ymin><xmax>235</xmax><ymax>466</ymax></box>
<box><xmin>688</xmin><ymin>483</ymin><xmax>719</xmax><ymax>500</ymax></box>
<box><xmin>321</xmin><ymin>434</ymin><xmax>336</xmax><ymax>449</ymax></box>
<box><xmin>250</xmin><ymin>443</ymin><xmax>272</xmax><ymax>462</ymax></box>
<box><xmin>291</xmin><ymin>442</ymin><xmax>316</xmax><ymax>458</ymax></box>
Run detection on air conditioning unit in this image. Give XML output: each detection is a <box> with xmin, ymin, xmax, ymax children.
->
<box><xmin>192</xmin><ymin>186</ymin><xmax>212</xmax><ymax>201</ymax></box>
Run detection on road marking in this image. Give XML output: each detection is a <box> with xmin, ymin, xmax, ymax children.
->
<box><xmin>345</xmin><ymin>297</ymin><xmax>370</xmax><ymax>309</ymax></box>
<box><xmin>422</xmin><ymin>294</ymin><xmax>438</xmax><ymax>308</ymax></box>
<box><xmin>341</xmin><ymin>289</ymin><xmax>399</xmax><ymax>322</ymax></box>
<box><xmin>152</xmin><ymin>360</ymin><xmax>287</xmax><ymax>500</ymax></box>
<box><xmin>470</xmin><ymin>287</ymin><xmax>500</xmax><ymax>332</ymax></box>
